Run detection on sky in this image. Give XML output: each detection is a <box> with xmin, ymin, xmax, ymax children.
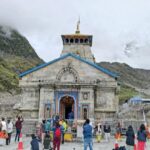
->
<box><xmin>0</xmin><ymin>0</ymin><xmax>150</xmax><ymax>69</ymax></box>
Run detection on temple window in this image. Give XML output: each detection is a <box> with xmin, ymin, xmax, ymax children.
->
<box><xmin>82</xmin><ymin>105</ymin><xmax>89</xmax><ymax>119</ymax></box>
<box><xmin>65</xmin><ymin>38</ymin><xmax>69</xmax><ymax>43</ymax></box>
<box><xmin>82</xmin><ymin>92</ymin><xmax>89</xmax><ymax>100</ymax></box>
<box><xmin>83</xmin><ymin>108</ymin><xmax>87</xmax><ymax>119</ymax></box>
<box><xmin>84</xmin><ymin>39</ymin><xmax>88</xmax><ymax>43</ymax></box>
<box><xmin>44</xmin><ymin>104</ymin><xmax>51</xmax><ymax>119</ymax></box>
<box><xmin>75</xmin><ymin>38</ymin><xmax>79</xmax><ymax>43</ymax></box>
<box><xmin>70</xmin><ymin>38</ymin><xmax>74</xmax><ymax>43</ymax></box>
<box><xmin>80</xmin><ymin>39</ymin><xmax>83</xmax><ymax>43</ymax></box>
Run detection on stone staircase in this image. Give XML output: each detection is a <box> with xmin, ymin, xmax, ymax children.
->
<box><xmin>22</xmin><ymin>120</ymin><xmax>38</xmax><ymax>136</ymax></box>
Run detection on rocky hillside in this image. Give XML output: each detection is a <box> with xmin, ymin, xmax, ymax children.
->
<box><xmin>0</xmin><ymin>26</ymin><xmax>43</xmax><ymax>92</ymax></box>
<box><xmin>98</xmin><ymin>62</ymin><xmax>150</xmax><ymax>103</ymax></box>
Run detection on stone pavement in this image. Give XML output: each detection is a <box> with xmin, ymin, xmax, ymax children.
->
<box><xmin>1</xmin><ymin>135</ymin><xmax>150</xmax><ymax>150</ymax></box>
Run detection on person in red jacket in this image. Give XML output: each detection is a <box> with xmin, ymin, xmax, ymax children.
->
<box><xmin>15</xmin><ymin>116</ymin><xmax>23</xmax><ymax>142</ymax></box>
<box><xmin>53</xmin><ymin>122</ymin><xmax>61</xmax><ymax>150</ymax></box>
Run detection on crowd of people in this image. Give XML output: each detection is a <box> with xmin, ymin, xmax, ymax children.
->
<box><xmin>0</xmin><ymin>116</ymin><xmax>23</xmax><ymax>146</ymax></box>
<box><xmin>32</xmin><ymin>118</ymin><xmax>68</xmax><ymax>150</ymax></box>
<box><xmin>125</xmin><ymin>124</ymin><xmax>149</xmax><ymax>150</ymax></box>
<box><xmin>0</xmin><ymin>115</ymin><xmax>150</xmax><ymax>150</ymax></box>
<box><xmin>34</xmin><ymin>118</ymin><xmax>150</xmax><ymax>150</ymax></box>
<box><xmin>32</xmin><ymin>117</ymin><xmax>89</xmax><ymax>150</ymax></box>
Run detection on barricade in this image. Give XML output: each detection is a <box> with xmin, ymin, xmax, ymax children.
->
<box><xmin>17</xmin><ymin>133</ymin><xmax>23</xmax><ymax>150</ymax></box>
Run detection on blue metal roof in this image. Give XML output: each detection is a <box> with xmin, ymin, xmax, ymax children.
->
<box><xmin>19</xmin><ymin>53</ymin><xmax>118</xmax><ymax>78</ymax></box>
<box><xmin>129</xmin><ymin>96</ymin><xmax>142</xmax><ymax>103</ymax></box>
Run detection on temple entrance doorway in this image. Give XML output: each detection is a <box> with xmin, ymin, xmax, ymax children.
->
<box><xmin>60</xmin><ymin>96</ymin><xmax>74</xmax><ymax>119</ymax></box>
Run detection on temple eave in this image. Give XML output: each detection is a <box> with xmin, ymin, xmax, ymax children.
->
<box><xmin>61</xmin><ymin>34</ymin><xmax>92</xmax><ymax>37</ymax></box>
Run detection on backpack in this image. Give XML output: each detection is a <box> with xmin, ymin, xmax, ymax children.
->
<box><xmin>55</xmin><ymin>128</ymin><xmax>61</xmax><ymax>138</ymax></box>
<box><xmin>137</xmin><ymin>130</ymin><xmax>146</xmax><ymax>142</ymax></box>
<box><xmin>43</xmin><ymin>136</ymin><xmax>51</xmax><ymax>149</ymax></box>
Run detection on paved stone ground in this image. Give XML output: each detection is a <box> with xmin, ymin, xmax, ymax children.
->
<box><xmin>1</xmin><ymin>135</ymin><xmax>150</xmax><ymax>150</ymax></box>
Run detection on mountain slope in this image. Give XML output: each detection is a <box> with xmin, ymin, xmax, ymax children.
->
<box><xmin>97</xmin><ymin>62</ymin><xmax>150</xmax><ymax>103</ymax></box>
<box><xmin>0</xmin><ymin>26</ymin><xmax>44</xmax><ymax>92</ymax></box>
<box><xmin>98</xmin><ymin>62</ymin><xmax>150</xmax><ymax>89</ymax></box>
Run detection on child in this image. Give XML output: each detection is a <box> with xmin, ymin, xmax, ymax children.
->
<box><xmin>43</xmin><ymin>133</ymin><xmax>53</xmax><ymax>150</ymax></box>
<box><xmin>31</xmin><ymin>134</ymin><xmax>39</xmax><ymax>150</ymax></box>
<box><xmin>96</xmin><ymin>123</ymin><xmax>102</xmax><ymax>143</ymax></box>
<box><xmin>0</xmin><ymin>129</ymin><xmax>7</xmax><ymax>146</ymax></box>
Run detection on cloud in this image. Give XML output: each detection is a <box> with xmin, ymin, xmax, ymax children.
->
<box><xmin>0</xmin><ymin>0</ymin><xmax>150</xmax><ymax>69</ymax></box>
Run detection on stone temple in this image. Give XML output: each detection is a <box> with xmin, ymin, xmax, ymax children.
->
<box><xmin>18</xmin><ymin>22</ymin><xmax>118</xmax><ymax>129</ymax></box>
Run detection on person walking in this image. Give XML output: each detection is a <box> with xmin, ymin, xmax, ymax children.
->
<box><xmin>53</xmin><ymin>122</ymin><xmax>61</xmax><ymax>150</ymax></box>
<box><xmin>104</xmin><ymin>123</ymin><xmax>111</xmax><ymax>142</ymax></box>
<box><xmin>45</xmin><ymin>120</ymin><xmax>51</xmax><ymax>134</ymax></box>
<box><xmin>83</xmin><ymin>119</ymin><xmax>93</xmax><ymax>150</ymax></box>
<box><xmin>137</xmin><ymin>124</ymin><xmax>147</xmax><ymax>150</ymax></box>
<box><xmin>1</xmin><ymin>118</ymin><xmax>6</xmax><ymax>131</ymax></box>
<box><xmin>31</xmin><ymin>134</ymin><xmax>39</xmax><ymax>150</ymax></box>
<box><xmin>0</xmin><ymin>127</ymin><xmax>7</xmax><ymax>146</ymax></box>
<box><xmin>61</xmin><ymin>119</ymin><xmax>67</xmax><ymax>144</ymax></box>
<box><xmin>6</xmin><ymin>119</ymin><xmax>13</xmax><ymax>145</ymax></box>
<box><xmin>15</xmin><ymin>116</ymin><xmax>23</xmax><ymax>142</ymax></box>
<box><xmin>41</xmin><ymin>120</ymin><xmax>46</xmax><ymax>145</ymax></box>
<box><xmin>115</xmin><ymin>122</ymin><xmax>122</xmax><ymax>141</ymax></box>
<box><xmin>43</xmin><ymin>133</ymin><xmax>53</xmax><ymax>150</ymax></box>
<box><xmin>55</xmin><ymin>114</ymin><xmax>60</xmax><ymax>123</ymax></box>
<box><xmin>96</xmin><ymin>123</ymin><xmax>102</xmax><ymax>143</ymax></box>
<box><xmin>126</xmin><ymin>125</ymin><xmax>135</xmax><ymax>150</ymax></box>
<box><xmin>0</xmin><ymin>118</ymin><xmax>7</xmax><ymax>146</ymax></box>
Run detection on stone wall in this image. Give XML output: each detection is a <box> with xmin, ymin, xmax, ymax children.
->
<box><xmin>95</xmin><ymin>88</ymin><xmax>117</xmax><ymax>111</ymax></box>
<box><xmin>61</xmin><ymin>45</ymin><xmax>94</xmax><ymax>62</ymax></box>
<box><xmin>20</xmin><ymin>56</ymin><xmax>116</xmax><ymax>83</ymax></box>
<box><xmin>0</xmin><ymin>92</ymin><xmax>21</xmax><ymax>119</ymax></box>
<box><xmin>94</xmin><ymin>111</ymin><xmax>116</xmax><ymax>121</ymax></box>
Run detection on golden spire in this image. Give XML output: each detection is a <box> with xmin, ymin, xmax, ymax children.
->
<box><xmin>75</xmin><ymin>17</ymin><xmax>80</xmax><ymax>34</ymax></box>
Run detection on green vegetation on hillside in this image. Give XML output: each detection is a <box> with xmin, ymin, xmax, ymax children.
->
<box><xmin>0</xmin><ymin>26</ymin><xmax>43</xmax><ymax>92</ymax></box>
<box><xmin>98</xmin><ymin>62</ymin><xmax>150</xmax><ymax>103</ymax></box>
<box><xmin>0</xmin><ymin>57</ymin><xmax>18</xmax><ymax>91</ymax></box>
<box><xmin>118</xmin><ymin>84</ymin><xmax>139</xmax><ymax>104</ymax></box>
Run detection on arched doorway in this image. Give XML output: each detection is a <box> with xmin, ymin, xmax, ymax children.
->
<box><xmin>59</xmin><ymin>96</ymin><xmax>74</xmax><ymax>119</ymax></box>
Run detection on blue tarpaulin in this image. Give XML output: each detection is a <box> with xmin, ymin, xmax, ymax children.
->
<box><xmin>129</xmin><ymin>96</ymin><xmax>142</xmax><ymax>104</ymax></box>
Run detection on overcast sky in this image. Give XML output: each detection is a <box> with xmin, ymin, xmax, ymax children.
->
<box><xmin>0</xmin><ymin>0</ymin><xmax>150</xmax><ymax>69</ymax></box>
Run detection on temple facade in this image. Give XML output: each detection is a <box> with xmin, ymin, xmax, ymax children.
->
<box><xmin>18</xmin><ymin>23</ymin><xmax>118</xmax><ymax>123</ymax></box>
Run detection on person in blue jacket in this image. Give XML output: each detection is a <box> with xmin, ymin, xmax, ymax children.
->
<box><xmin>31</xmin><ymin>134</ymin><xmax>39</xmax><ymax>150</ymax></box>
<box><xmin>45</xmin><ymin>119</ymin><xmax>51</xmax><ymax>134</ymax></box>
<box><xmin>83</xmin><ymin>119</ymin><xmax>93</xmax><ymax>150</ymax></box>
